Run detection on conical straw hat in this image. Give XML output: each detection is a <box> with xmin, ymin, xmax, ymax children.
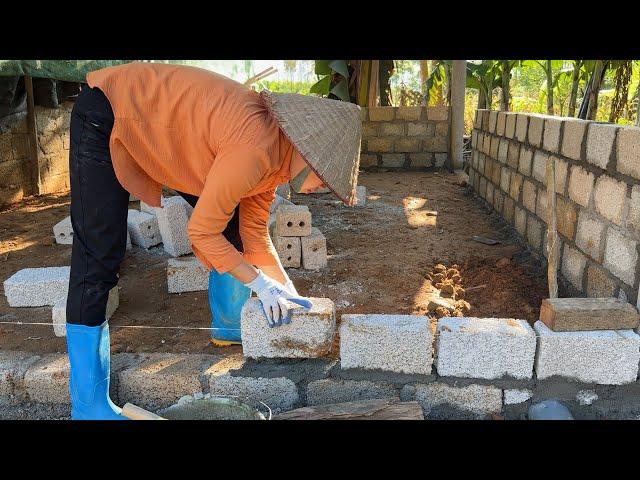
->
<box><xmin>260</xmin><ymin>90</ymin><xmax>362</xmax><ymax>206</ymax></box>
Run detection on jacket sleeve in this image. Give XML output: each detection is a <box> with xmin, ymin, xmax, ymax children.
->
<box><xmin>239</xmin><ymin>188</ymin><xmax>279</xmax><ymax>267</ymax></box>
<box><xmin>187</xmin><ymin>144</ymin><xmax>270</xmax><ymax>273</ymax></box>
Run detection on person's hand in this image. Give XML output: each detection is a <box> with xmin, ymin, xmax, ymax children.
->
<box><xmin>245</xmin><ymin>270</ymin><xmax>312</xmax><ymax>327</ymax></box>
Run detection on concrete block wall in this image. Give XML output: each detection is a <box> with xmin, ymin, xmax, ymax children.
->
<box><xmin>0</xmin><ymin>103</ymin><xmax>73</xmax><ymax>206</ymax></box>
<box><xmin>468</xmin><ymin>110</ymin><xmax>640</xmax><ymax>306</ymax></box>
<box><xmin>359</xmin><ymin>106</ymin><xmax>450</xmax><ymax>170</ymax></box>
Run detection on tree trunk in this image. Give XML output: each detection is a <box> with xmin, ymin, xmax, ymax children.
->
<box><xmin>477</xmin><ymin>87</ymin><xmax>488</xmax><ymax>110</ymax></box>
<box><xmin>568</xmin><ymin>60</ymin><xmax>581</xmax><ymax>117</ymax></box>
<box><xmin>637</xmin><ymin>81</ymin><xmax>640</xmax><ymax>126</ymax></box>
<box><xmin>379</xmin><ymin>60</ymin><xmax>395</xmax><ymax>106</ymax></box>
<box><xmin>432</xmin><ymin>60</ymin><xmax>446</xmax><ymax>106</ymax></box>
<box><xmin>587</xmin><ymin>60</ymin><xmax>605</xmax><ymax>120</ymax></box>
<box><xmin>546</xmin><ymin>60</ymin><xmax>554</xmax><ymax>115</ymax></box>
<box><xmin>500</xmin><ymin>60</ymin><xmax>511</xmax><ymax>111</ymax></box>
<box><xmin>420</xmin><ymin>60</ymin><xmax>429</xmax><ymax>105</ymax></box>
<box><xmin>356</xmin><ymin>60</ymin><xmax>371</xmax><ymax>107</ymax></box>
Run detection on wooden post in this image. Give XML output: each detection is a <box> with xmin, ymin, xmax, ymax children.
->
<box><xmin>546</xmin><ymin>156</ymin><xmax>558</xmax><ymax>298</ymax></box>
<box><xmin>449</xmin><ymin>60</ymin><xmax>466</xmax><ymax>170</ymax></box>
<box><xmin>24</xmin><ymin>75</ymin><xmax>41</xmax><ymax>196</ymax></box>
<box><xmin>368</xmin><ymin>60</ymin><xmax>380</xmax><ymax>107</ymax></box>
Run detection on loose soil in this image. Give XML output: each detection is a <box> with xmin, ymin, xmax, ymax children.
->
<box><xmin>0</xmin><ymin>171</ymin><xmax>550</xmax><ymax>356</ymax></box>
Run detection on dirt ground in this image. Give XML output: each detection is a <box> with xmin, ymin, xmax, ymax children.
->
<box><xmin>0</xmin><ymin>171</ymin><xmax>550</xmax><ymax>356</ymax></box>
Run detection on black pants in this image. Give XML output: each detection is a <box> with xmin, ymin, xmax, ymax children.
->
<box><xmin>66</xmin><ymin>86</ymin><xmax>242</xmax><ymax>326</ymax></box>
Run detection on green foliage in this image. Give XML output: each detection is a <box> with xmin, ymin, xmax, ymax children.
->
<box><xmin>311</xmin><ymin>60</ymin><xmax>350</xmax><ymax>101</ymax></box>
<box><xmin>253</xmin><ymin>79</ymin><xmax>314</xmax><ymax>95</ymax></box>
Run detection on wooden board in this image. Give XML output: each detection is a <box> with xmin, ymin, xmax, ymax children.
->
<box><xmin>540</xmin><ymin>297</ymin><xmax>640</xmax><ymax>332</ymax></box>
<box><xmin>274</xmin><ymin>398</ymin><xmax>424</xmax><ymax>421</ymax></box>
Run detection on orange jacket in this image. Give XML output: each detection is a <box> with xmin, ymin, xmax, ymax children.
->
<box><xmin>87</xmin><ymin>62</ymin><xmax>295</xmax><ymax>273</ymax></box>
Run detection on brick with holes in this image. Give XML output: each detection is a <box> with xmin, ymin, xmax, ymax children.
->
<box><xmin>127</xmin><ymin>209</ymin><xmax>161</xmax><ymax>249</ymax></box>
<box><xmin>301</xmin><ymin>227</ymin><xmax>327</xmax><ymax>270</ymax></box>
<box><xmin>274</xmin><ymin>236</ymin><xmax>301</xmax><ymax>268</ymax></box>
<box><xmin>274</xmin><ymin>205</ymin><xmax>312</xmax><ymax>237</ymax></box>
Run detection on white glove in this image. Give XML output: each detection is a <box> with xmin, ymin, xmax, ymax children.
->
<box><xmin>245</xmin><ymin>270</ymin><xmax>312</xmax><ymax>327</ymax></box>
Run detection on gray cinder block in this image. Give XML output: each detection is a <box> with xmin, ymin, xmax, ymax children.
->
<box><xmin>24</xmin><ymin>354</ymin><xmax>70</xmax><ymax>404</ymax></box>
<box><xmin>301</xmin><ymin>227</ymin><xmax>327</xmax><ymax>270</ymax></box>
<box><xmin>156</xmin><ymin>196</ymin><xmax>192</xmax><ymax>257</ymax></box>
<box><xmin>3</xmin><ymin>266</ymin><xmax>70</xmax><ymax>307</ymax></box>
<box><xmin>340</xmin><ymin>314</ymin><xmax>433</xmax><ymax>375</ymax></box>
<box><xmin>409</xmin><ymin>382</ymin><xmax>503</xmax><ymax>419</ymax></box>
<box><xmin>167</xmin><ymin>256</ymin><xmax>208</xmax><ymax>294</ymax></box>
<box><xmin>274</xmin><ymin>205</ymin><xmax>311</xmax><ymax>237</ymax></box>
<box><xmin>127</xmin><ymin>209</ymin><xmax>161</xmax><ymax>249</ymax></box>
<box><xmin>274</xmin><ymin>236</ymin><xmax>301</xmax><ymax>268</ymax></box>
<box><xmin>435</xmin><ymin>317</ymin><xmax>536</xmax><ymax>380</ymax></box>
<box><xmin>241</xmin><ymin>297</ymin><xmax>335</xmax><ymax>359</ymax></box>
<box><xmin>534</xmin><ymin>320</ymin><xmax>640</xmax><ymax>385</ymax></box>
<box><xmin>53</xmin><ymin>216</ymin><xmax>73</xmax><ymax>245</ymax></box>
<box><xmin>305</xmin><ymin>378</ymin><xmax>399</xmax><ymax>406</ymax></box>
<box><xmin>208</xmin><ymin>374</ymin><xmax>299</xmax><ymax>414</ymax></box>
<box><xmin>52</xmin><ymin>287</ymin><xmax>119</xmax><ymax>337</ymax></box>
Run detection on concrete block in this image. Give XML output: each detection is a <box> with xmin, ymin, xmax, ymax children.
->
<box><xmin>53</xmin><ymin>216</ymin><xmax>73</xmax><ymax>244</ymax></box>
<box><xmin>507</xmin><ymin>141</ymin><xmax>520</xmax><ymax>169</ymax></box>
<box><xmin>127</xmin><ymin>209</ymin><xmax>161</xmax><ymax>249</ymax></box>
<box><xmin>516</xmin><ymin>114</ymin><xmax>528</xmax><ymax>142</ymax></box>
<box><xmin>515</xmin><ymin>207</ymin><xmax>527</xmax><ymax>236</ymax></box>
<box><xmin>532</xmin><ymin>150</ymin><xmax>548</xmax><ymax>183</ymax></box>
<box><xmin>354</xmin><ymin>185</ymin><xmax>367</xmax><ymax>207</ymax></box>
<box><xmin>556</xmin><ymin>195</ymin><xmax>577</xmax><ymax>240</ymax></box>
<box><xmin>306</xmin><ymin>378</ymin><xmax>398</xmax><ymax>406</ymax></box>
<box><xmin>586</xmin><ymin>264</ymin><xmax>618</xmax><ymax>298</ymax></box>
<box><xmin>52</xmin><ymin>287</ymin><xmax>119</xmax><ymax>337</ymax></box>
<box><xmin>493</xmin><ymin>190</ymin><xmax>504</xmax><ymax>213</ymax></box>
<box><xmin>576</xmin><ymin>212</ymin><xmax>605</xmax><ymax>261</ymax></box>
<box><xmin>427</xmin><ymin>106</ymin><xmax>448</xmax><ymax>121</ymax></box>
<box><xmin>0</xmin><ymin>351</ymin><xmax>41</xmax><ymax>397</ymax></box>
<box><xmin>496</xmin><ymin>112</ymin><xmax>507</xmax><ymax>136</ymax></box>
<box><xmin>208</xmin><ymin>374</ymin><xmax>299</xmax><ymax>414</ymax></box>
<box><xmin>568</xmin><ymin>165</ymin><xmax>595</xmax><ymax>207</ymax></box>
<box><xmin>475</xmin><ymin>110</ymin><xmax>484</xmax><ymax>130</ymax></box>
<box><xmin>368</xmin><ymin>107</ymin><xmax>395</xmax><ymax>122</ymax></box>
<box><xmin>24</xmin><ymin>354</ymin><xmax>70</xmax><ymax>404</ymax></box>
<box><xmin>276</xmin><ymin>183</ymin><xmax>291</xmax><ymax>199</ymax></box>
<box><xmin>410</xmin><ymin>382</ymin><xmax>503</xmax><ymax>419</ymax></box>
<box><xmin>340</xmin><ymin>314</ymin><xmax>433</xmax><ymax>375</ymax></box>
<box><xmin>409</xmin><ymin>153</ymin><xmax>433</xmax><ymax>168</ymax></box>
<box><xmin>604</xmin><ymin>228</ymin><xmax>637</xmax><ymax>286</ymax></box>
<box><xmin>504</xmin><ymin>389</ymin><xmax>532</xmax><ymax>405</ymax></box>
<box><xmin>523</xmin><ymin>180</ymin><xmax>537</xmax><ymax>213</ymax></box>
<box><xmin>407</xmin><ymin>122</ymin><xmax>428</xmax><ymax>136</ymax></box>
<box><xmin>498</xmin><ymin>138</ymin><xmax>509</xmax><ymax>164</ymax></box>
<box><xmin>241</xmin><ymin>297</ymin><xmax>335</xmax><ymax>359</ymax></box>
<box><xmin>552</xmin><ymin>156</ymin><xmax>568</xmax><ymax>194</ymax></box>
<box><xmin>368</xmin><ymin>138</ymin><xmax>395</xmax><ymax>153</ymax></box>
<box><xmin>536</xmin><ymin>188</ymin><xmax>548</xmax><ymax>223</ymax></box>
<box><xmin>167</xmin><ymin>256</ymin><xmax>208</xmax><ymax>294</ymax></box>
<box><xmin>586</xmin><ymin>123</ymin><xmax>617</xmax><ymax>169</ymax></box>
<box><xmin>617</xmin><ymin>126</ymin><xmax>640</xmax><ymax>179</ymax></box>
<box><xmin>505</xmin><ymin>113</ymin><xmax>517</xmax><ymax>139</ymax></box>
<box><xmin>527</xmin><ymin>215</ymin><xmax>543</xmax><ymax>250</ymax></box>
<box><xmin>528</xmin><ymin>115</ymin><xmax>545</xmax><ymax>147</ymax></box>
<box><xmin>503</xmin><ymin>196</ymin><xmax>515</xmax><ymax>223</ymax></box>
<box><xmin>490</xmin><ymin>136</ymin><xmax>499</xmax><ymax>159</ymax></box>
<box><xmin>561</xmin><ymin>244</ymin><xmax>587</xmax><ymax>290</ymax></box>
<box><xmin>379</xmin><ymin>122</ymin><xmax>404</xmax><ymax>136</ymax></box>
<box><xmin>274</xmin><ymin>236</ymin><xmax>301</xmax><ymax>268</ymax></box>
<box><xmin>381</xmin><ymin>153</ymin><xmax>405</xmax><ymax>167</ymax></box>
<box><xmin>488</xmin><ymin>111</ymin><xmax>498</xmax><ymax>133</ymax></box>
<box><xmin>509</xmin><ymin>172</ymin><xmax>523</xmax><ymax>201</ymax></box>
<box><xmin>359</xmin><ymin>153</ymin><xmax>378</xmax><ymax>168</ymax></box>
<box><xmin>519</xmin><ymin>146</ymin><xmax>533</xmax><ymax>176</ymax></box>
<box><xmin>534</xmin><ymin>320</ymin><xmax>640</xmax><ymax>385</ymax></box>
<box><xmin>594</xmin><ymin>175</ymin><xmax>627</xmax><ymax>225</ymax></box>
<box><xmin>3</xmin><ymin>266</ymin><xmax>70</xmax><ymax>307</ymax></box>
<box><xmin>156</xmin><ymin>196</ymin><xmax>192</xmax><ymax>256</ymax></box>
<box><xmin>628</xmin><ymin>185</ymin><xmax>640</xmax><ymax>233</ymax></box>
<box><xmin>543</xmin><ymin>117</ymin><xmax>562</xmax><ymax>152</ymax></box>
<box><xmin>540</xmin><ymin>297</ymin><xmax>640</xmax><ymax>332</ymax></box>
<box><xmin>301</xmin><ymin>227</ymin><xmax>327</xmax><ymax>270</ymax></box>
<box><xmin>491</xmin><ymin>159</ymin><xmax>502</xmax><ymax>185</ymax></box>
<box><xmin>435</xmin><ymin>317</ymin><xmax>536</xmax><ymax>380</ymax></box>
<box><xmin>500</xmin><ymin>167</ymin><xmax>511</xmax><ymax>193</ymax></box>
<box><xmin>274</xmin><ymin>205</ymin><xmax>311</xmax><ymax>237</ymax></box>
<box><xmin>486</xmin><ymin>182</ymin><xmax>494</xmax><ymax>206</ymax></box>
<box><xmin>117</xmin><ymin>353</ymin><xmax>211</xmax><ymax>410</ymax></box>
<box><xmin>396</xmin><ymin>137</ymin><xmax>422</xmax><ymax>153</ymax></box>
<box><xmin>561</xmin><ymin>118</ymin><xmax>587</xmax><ymax>161</ymax></box>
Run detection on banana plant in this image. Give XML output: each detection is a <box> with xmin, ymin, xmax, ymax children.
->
<box><xmin>310</xmin><ymin>60</ymin><xmax>350</xmax><ymax>102</ymax></box>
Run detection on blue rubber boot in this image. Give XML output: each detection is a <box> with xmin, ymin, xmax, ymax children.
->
<box><xmin>208</xmin><ymin>270</ymin><xmax>251</xmax><ymax>346</ymax></box>
<box><xmin>66</xmin><ymin>320</ymin><xmax>127</xmax><ymax>420</ymax></box>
